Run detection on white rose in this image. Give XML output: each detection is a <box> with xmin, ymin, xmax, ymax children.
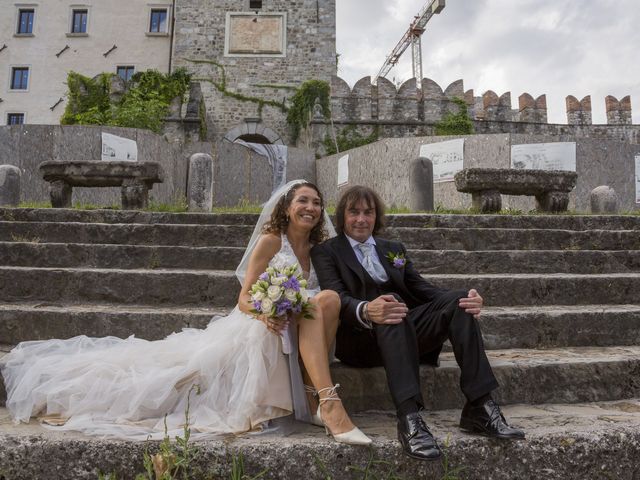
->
<box><xmin>260</xmin><ymin>297</ymin><xmax>273</xmax><ymax>314</ymax></box>
<box><xmin>267</xmin><ymin>285</ymin><xmax>283</xmax><ymax>301</ymax></box>
<box><xmin>299</xmin><ymin>279</ymin><xmax>308</xmax><ymax>288</ymax></box>
<box><xmin>252</xmin><ymin>291</ymin><xmax>265</xmax><ymax>301</ymax></box>
<box><xmin>271</xmin><ymin>276</ymin><xmax>285</xmax><ymax>286</ymax></box>
<box><xmin>284</xmin><ymin>288</ymin><xmax>298</xmax><ymax>302</ymax></box>
<box><xmin>300</xmin><ymin>288</ymin><xmax>309</xmax><ymax>302</ymax></box>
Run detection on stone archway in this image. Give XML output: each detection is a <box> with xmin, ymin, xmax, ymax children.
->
<box><xmin>223</xmin><ymin>120</ymin><xmax>284</xmax><ymax>145</ymax></box>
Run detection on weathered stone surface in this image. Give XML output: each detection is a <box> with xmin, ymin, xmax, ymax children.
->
<box><xmin>455</xmin><ymin>168</ymin><xmax>578</xmax><ymax>213</ymax></box>
<box><xmin>39</xmin><ymin>161</ymin><xmax>165</xmax><ymax>210</ymax></box>
<box><xmin>1</xmin><ymin>401</ymin><xmax>640</xmax><ymax>480</ymax></box>
<box><xmin>0</xmin><ymin>165</ymin><xmax>20</xmax><ymax>206</ymax></box>
<box><xmin>590</xmin><ymin>185</ymin><xmax>619</xmax><ymax>214</ymax></box>
<box><xmin>187</xmin><ymin>153</ymin><xmax>213</xmax><ymax>212</ymax></box>
<box><xmin>410</xmin><ymin>157</ymin><xmax>434</xmax><ymax>211</ymax></box>
<box><xmin>1</xmin><ymin>267</ymin><xmax>639</xmax><ymax>307</ymax></box>
<box><xmin>3</xmin><ymin>208</ymin><xmax>640</xmax><ymax>231</ymax></box>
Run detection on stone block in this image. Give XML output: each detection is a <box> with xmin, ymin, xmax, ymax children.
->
<box><xmin>0</xmin><ymin>165</ymin><xmax>21</xmax><ymax>206</ymax></box>
<box><xmin>409</xmin><ymin>157</ymin><xmax>434</xmax><ymax>211</ymax></box>
<box><xmin>188</xmin><ymin>153</ymin><xmax>213</xmax><ymax>212</ymax></box>
<box><xmin>590</xmin><ymin>185</ymin><xmax>619</xmax><ymax>214</ymax></box>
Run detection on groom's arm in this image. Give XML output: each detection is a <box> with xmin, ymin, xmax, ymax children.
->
<box><xmin>310</xmin><ymin>243</ymin><xmax>363</xmax><ymax>330</ymax></box>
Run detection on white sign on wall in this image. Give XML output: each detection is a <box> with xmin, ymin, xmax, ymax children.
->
<box><xmin>635</xmin><ymin>155</ymin><xmax>640</xmax><ymax>204</ymax></box>
<box><xmin>511</xmin><ymin>142</ymin><xmax>576</xmax><ymax>171</ymax></box>
<box><xmin>337</xmin><ymin>154</ymin><xmax>349</xmax><ymax>186</ymax></box>
<box><xmin>419</xmin><ymin>138</ymin><xmax>465</xmax><ymax>183</ymax></box>
<box><xmin>101</xmin><ymin>133</ymin><xmax>138</xmax><ymax>162</ymax></box>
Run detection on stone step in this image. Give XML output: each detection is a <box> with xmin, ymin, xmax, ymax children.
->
<box><xmin>1</xmin><ymin>400</ymin><xmax>640</xmax><ymax>480</ymax></box>
<box><xmin>4</xmin><ymin>207</ymin><xmax>640</xmax><ymax>230</ymax></box>
<box><xmin>2</xmin><ymin>302</ymin><xmax>640</xmax><ymax>350</ymax></box>
<box><xmin>3</xmin><ymin>242</ymin><xmax>640</xmax><ymax>274</ymax></box>
<box><xmin>0</xmin><ymin>242</ymin><xmax>246</xmax><ymax>270</ymax></box>
<box><xmin>2</xmin><ymin>221</ymin><xmax>639</xmax><ymax>250</ymax></box>
<box><xmin>1</xmin><ymin>345</ymin><xmax>639</xmax><ymax>416</ymax></box>
<box><xmin>1</xmin><ymin>267</ymin><xmax>638</xmax><ymax>307</ymax></box>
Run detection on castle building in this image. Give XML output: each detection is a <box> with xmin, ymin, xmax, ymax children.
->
<box><xmin>0</xmin><ymin>0</ymin><xmax>174</xmax><ymax>126</ymax></box>
<box><xmin>0</xmin><ymin>0</ymin><xmax>337</xmax><ymax>146</ymax></box>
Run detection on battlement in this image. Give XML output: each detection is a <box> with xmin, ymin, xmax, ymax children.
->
<box><xmin>330</xmin><ymin>76</ymin><xmax>634</xmax><ymax>127</ymax></box>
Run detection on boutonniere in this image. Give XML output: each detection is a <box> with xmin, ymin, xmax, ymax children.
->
<box><xmin>386</xmin><ymin>251</ymin><xmax>406</xmax><ymax>269</ymax></box>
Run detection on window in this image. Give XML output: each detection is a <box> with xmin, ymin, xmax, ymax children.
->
<box><xmin>117</xmin><ymin>66</ymin><xmax>135</xmax><ymax>82</ymax></box>
<box><xmin>10</xmin><ymin>67</ymin><xmax>29</xmax><ymax>90</ymax></box>
<box><xmin>71</xmin><ymin>9</ymin><xmax>88</xmax><ymax>33</ymax></box>
<box><xmin>249</xmin><ymin>0</ymin><xmax>263</xmax><ymax>9</ymax></box>
<box><xmin>7</xmin><ymin>113</ymin><xmax>25</xmax><ymax>125</ymax></box>
<box><xmin>17</xmin><ymin>9</ymin><xmax>34</xmax><ymax>34</ymax></box>
<box><xmin>149</xmin><ymin>9</ymin><xmax>167</xmax><ymax>33</ymax></box>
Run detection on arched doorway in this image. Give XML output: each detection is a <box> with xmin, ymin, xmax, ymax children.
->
<box><xmin>223</xmin><ymin>121</ymin><xmax>284</xmax><ymax>145</ymax></box>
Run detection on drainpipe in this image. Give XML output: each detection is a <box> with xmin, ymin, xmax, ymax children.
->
<box><xmin>168</xmin><ymin>0</ymin><xmax>176</xmax><ymax>73</ymax></box>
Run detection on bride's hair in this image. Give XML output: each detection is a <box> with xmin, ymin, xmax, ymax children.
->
<box><xmin>262</xmin><ymin>182</ymin><xmax>328</xmax><ymax>243</ymax></box>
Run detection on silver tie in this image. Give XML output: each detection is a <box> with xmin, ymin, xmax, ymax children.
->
<box><xmin>356</xmin><ymin>243</ymin><xmax>389</xmax><ymax>284</ymax></box>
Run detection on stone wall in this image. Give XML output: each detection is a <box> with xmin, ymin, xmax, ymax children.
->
<box><xmin>0</xmin><ymin>125</ymin><xmax>187</xmax><ymax>206</ymax></box>
<box><xmin>172</xmin><ymin>0</ymin><xmax>336</xmax><ymax>145</ymax></box>
<box><xmin>315</xmin><ymin>134</ymin><xmax>640</xmax><ymax>213</ymax></box>
<box><xmin>311</xmin><ymin>76</ymin><xmax>639</xmax><ymax>155</ymax></box>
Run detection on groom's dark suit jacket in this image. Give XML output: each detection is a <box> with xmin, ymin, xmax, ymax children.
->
<box><xmin>311</xmin><ymin>233</ymin><xmax>451</xmax><ymax>365</ymax></box>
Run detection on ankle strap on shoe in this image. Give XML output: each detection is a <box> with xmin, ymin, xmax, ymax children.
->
<box><xmin>304</xmin><ymin>384</ymin><xmax>318</xmax><ymax>397</ymax></box>
<box><xmin>318</xmin><ymin>384</ymin><xmax>341</xmax><ymax>403</ymax></box>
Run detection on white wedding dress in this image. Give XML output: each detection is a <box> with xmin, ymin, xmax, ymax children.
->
<box><xmin>1</xmin><ymin>234</ymin><xmax>319</xmax><ymax>440</ymax></box>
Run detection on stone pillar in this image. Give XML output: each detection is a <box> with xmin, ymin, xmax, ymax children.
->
<box><xmin>605</xmin><ymin>95</ymin><xmax>632</xmax><ymax>125</ymax></box>
<box><xmin>566</xmin><ymin>95</ymin><xmax>592</xmax><ymax>125</ymax></box>
<box><xmin>590</xmin><ymin>186</ymin><xmax>619</xmax><ymax>214</ymax></box>
<box><xmin>49</xmin><ymin>180</ymin><xmax>72</xmax><ymax>208</ymax></box>
<box><xmin>121</xmin><ymin>180</ymin><xmax>149</xmax><ymax>210</ymax></box>
<box><xmin>0</xmin><ymin>165</ymin><xmax>21</xmax><ymax>206</ymax></box>
<box><xmin>410</xmin><ymin>157</ymin><xmax>434</xmax><ymax>211</ymax></box>
<box><xmin>188</xmin><ymin>153</ymin><xmax>213</xmax><ymax>212</ymax></box>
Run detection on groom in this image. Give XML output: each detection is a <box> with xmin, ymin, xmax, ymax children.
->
<box><xmin>311</xmin><ymin>185</ymin><xmax>524</xmax><ymax>461</ymax></box>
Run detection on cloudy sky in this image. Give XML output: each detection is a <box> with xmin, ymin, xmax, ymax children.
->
<box><xmin>336</xmin><ymin>0</ymin><xmax>639</xmax><ymax>124</ymax></box>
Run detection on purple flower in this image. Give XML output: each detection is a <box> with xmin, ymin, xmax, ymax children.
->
<box><xmin>259</xmin><ymin>272</ymin><xmax>269</xmax><ymax>281</ymax></box>
<box><xmin>253</xmin><ymin>300</ymin><xmax>262</xmax><ymax>311</ymax></box>
<box><xmin>393</xmin><ymin>258</ymin><xmax>406</xmax><ymax>268</ymax></box>
<box><xmin>276</xmin><ymin>299</ymin><xmax>293</xmax><ymax>317</ymax></box>
<box><xmin>292</xmin><ymin>303</ymin><xmax>303</xmax><ymax>314</ymax></box>
<box><xmin>282</xmin><ymin>275</ymin><xmax>300</xmax><ymax>290</ymax></box>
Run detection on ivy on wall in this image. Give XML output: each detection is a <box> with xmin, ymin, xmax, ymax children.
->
<box><xmin>434</xmin><ymin>97</ymin><xmax>475</xmax><ymax>136</ymax></box>
<box><xmin>60</xmin><ymin>69</ymin><xmax>191</xmax><ymax>133</ymax></box>
<box><xmin>286</xmin><ymin>79</ymin><xmax>330</xmax><ymax>143</ymax></box>
<box><xmin>323</xmin><ymin>125</ymin><xmax>379</xmax><ymax>155</ymax></box>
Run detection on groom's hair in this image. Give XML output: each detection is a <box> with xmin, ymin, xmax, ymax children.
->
<box><xmin>335</xmin><ymin>185</ymin><xmax>385</xmax><ymax>236</ymax></box>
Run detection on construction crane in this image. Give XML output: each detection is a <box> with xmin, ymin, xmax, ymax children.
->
<box><xmin>373</xmin><ymin>0</ymin><xmax>445</xmax><ymax>87</ymax></box>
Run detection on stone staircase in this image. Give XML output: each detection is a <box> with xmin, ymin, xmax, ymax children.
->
<box><xmin>1</xmin><ymin>207</ymin><xmax>639</xmax><ymax>479</ymax></box>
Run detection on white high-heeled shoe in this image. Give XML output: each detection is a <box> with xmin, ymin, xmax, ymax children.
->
<box><xmin>304</xmin><ymin>384</ymin><xmax>323</xmax><ymax>427</ymax></box>
<box><xmin>317</xmin><ymin>384</ymin><xmax>372</xmax><ymax>446</ymax></box>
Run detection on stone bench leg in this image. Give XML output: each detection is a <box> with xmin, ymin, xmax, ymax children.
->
<box><xmin>49</xmin><ymin>180</ymin><xmax>72</xmax><ymax>208</ymax></box>
<box><xmin>121</xmin><ymin>180</ymin><xmax>149</xmax><ymax>210</ymax></box>
<box><xmin>536</xmin><ymin>191</ymin><xmax>569</xmax><ymax>212</ymax></box>
<box><xmin>471</xmin><ymin>189</ymin><xmax>502</xmax><ymax>213</ymax></box>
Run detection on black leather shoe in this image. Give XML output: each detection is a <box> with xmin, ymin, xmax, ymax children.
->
<box><xmin>397</xmin><ymin>412</ymin><xmax>442</xmax><ymax>461</ymax></box>
<box><xmin>459</xmin><ymin>399</ymin><xmax>525</xmax><ymax>440</ymax></box>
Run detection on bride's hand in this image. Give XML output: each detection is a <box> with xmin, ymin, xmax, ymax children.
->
<box><xmin>257</xmin><ymin>314</ymin><xmax>289</xmax><ymax>335</ymax></box>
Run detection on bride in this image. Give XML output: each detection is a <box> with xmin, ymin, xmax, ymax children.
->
<box><xmin>1</xmin><ymin>180</ymin><xmax>371</xmax><ymax>444</ymax></box>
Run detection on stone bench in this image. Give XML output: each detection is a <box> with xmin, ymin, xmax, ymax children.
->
<box><xmin>454</xmin><ymin>168</ymin><xmax>577</xmax><ymax>213</ymax></box>
<box><xmin>39</xmin><ymin>161</ymin><xmax>164</xmax><ymax>210</ymax></box>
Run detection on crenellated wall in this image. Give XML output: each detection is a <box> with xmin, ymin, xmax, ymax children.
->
<box><xmin>312</xmin><ymin>76</ymin><xmax>639</xmax><ymax>153</ymax></box>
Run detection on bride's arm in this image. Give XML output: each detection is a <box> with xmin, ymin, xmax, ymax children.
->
<box><xmin>237</xmin><ymin>233</ymin><xmax>281</xmax><ymax>316</ymax></box>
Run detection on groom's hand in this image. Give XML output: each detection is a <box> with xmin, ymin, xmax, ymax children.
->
<box><xmin>458</xmin><ymin>289</ymin><xmax>483</xmax><ymax>319</ymax></box>
<box><xmin>368</xmin><ymin>295</ymin><xmax>408</xmax><ymax>325</ymax></box>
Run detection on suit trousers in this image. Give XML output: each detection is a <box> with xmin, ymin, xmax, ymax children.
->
<box><xmin>335</xmin><ymin>290</ymin><xmax>499</xmax><ymax>409</ymax></box>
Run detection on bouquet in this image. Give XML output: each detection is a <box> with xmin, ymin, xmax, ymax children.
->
<box><xmin>249</xmin><ymin>264</ymin><xmax>313</xmax><ymax>354</ymax></box>
<box><xmin>249</xmin><ymin>264</ymin><xmax>313</xmax><ymax>321</ymax></box>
